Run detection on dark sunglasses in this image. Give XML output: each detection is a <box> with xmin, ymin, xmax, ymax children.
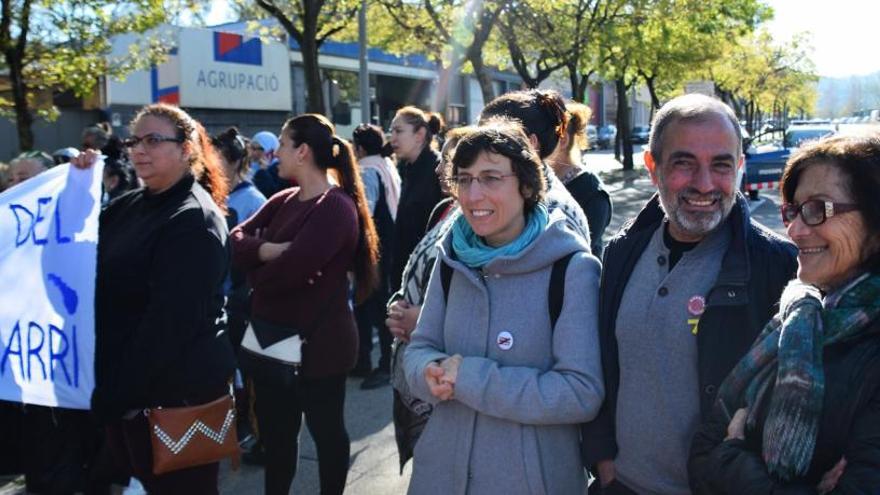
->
<box><xmin>122</xmin><ymin>133</ymin><xmax>184</xmax><ymax>150</ymax></box>
<box><xmin>780</xmin><ymin>199</ymin><xmax>858</xmax><ymax>227</ymax></box>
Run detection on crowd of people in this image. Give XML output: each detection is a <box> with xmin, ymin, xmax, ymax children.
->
<box><xmin>1</xmin><ymin>88</ymin><xmax>879</xmax><ymax>495</ymax></box>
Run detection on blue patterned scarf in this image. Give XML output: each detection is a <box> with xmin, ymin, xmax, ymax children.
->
<box><xmin>452</xmin><ymin>203</ymin><xmax>549</xmax><ymax>268</ymax></box>
<box><xmin>716</xmin><ymin>273</ymin><xmax>880</xmax><ymax>480</ymax></box>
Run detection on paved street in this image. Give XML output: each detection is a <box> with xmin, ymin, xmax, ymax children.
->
<box><xmin>0</xmin><ymin>149</ymin><xmax>790</xmax><ymax>495</ymax></box>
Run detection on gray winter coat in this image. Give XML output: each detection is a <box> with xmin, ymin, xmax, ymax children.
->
<box><xmin>404</xmin><ymin>209</ymin><xmax>605</xmax><ymax>495</ymax></box>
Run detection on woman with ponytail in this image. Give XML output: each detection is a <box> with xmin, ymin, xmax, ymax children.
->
<box><xmin>231</xmin><ymin>114</ymin><xmax>378</xmax><ymax>495</ymax></box>
<box><xmin>386</xmin><ymin>107</ymin><xmax>444</xmax><ymax>387</ymax></box>
<box><xmin>75</xmin><ymin>103</ymin><xmax>236</xmax><ymax>492</ymax></box>
<box><xmin>213</xmin><ymin>127</ymin><xmax>266</xmax><ymax>226</ymax></box>
<box><xmin>547</xmin><ymin>102</ymin><xmax>612</xmax><ymax>257</ymax></box>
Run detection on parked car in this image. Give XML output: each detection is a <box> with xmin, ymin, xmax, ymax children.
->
<box><xmin>630</xmin><ymin>125</ymin><xmax>650</xmax><ymax>144</ymax></box>
<box><xmin>585</xmin><ymin>125</ymin><xmax>598</xmax><ymax>150</ymax></box>
<box><xmin>597</xmin><ymin>124</ymin><xmax>617</xmax><ymax>149</ymax></box>
<box><xmin>743</xmin><ymin>124</ymin><xmax>836</xmax><ymax>199</ymax></box>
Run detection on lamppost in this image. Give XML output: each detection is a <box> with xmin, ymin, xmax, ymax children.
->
<box><xmin>358</xmin><ymin>0</ymin><xmax>370</xmax><ymax>124</ymax></box>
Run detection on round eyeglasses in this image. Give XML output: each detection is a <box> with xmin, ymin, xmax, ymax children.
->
<box><xmin>445</xmin><ymin>173</ymin><xmax>517</xmax><ymax>193</ymax></box>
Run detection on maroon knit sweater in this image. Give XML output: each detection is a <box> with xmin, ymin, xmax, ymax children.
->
<box><xmin>231</xmin><ymin>187</ymin><xmax>359</xmax><ymax>378</ymax></box>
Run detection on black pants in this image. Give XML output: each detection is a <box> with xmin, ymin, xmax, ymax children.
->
<box><xmin>355</xmin><ymin>289</ymin><xmax>393</xmax><ymax>371</ymax></box>
<box><xmin>12</xmin><ymin>403</ymin><xmax>113</xmax><ymax>495</ymax></box>
<box><xmin>253</xmin><ymin>373</ymin><xmax>349</xmax><ymax>495</ymax></box>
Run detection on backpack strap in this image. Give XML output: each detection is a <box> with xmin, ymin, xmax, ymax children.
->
<box><xmin>440</xmin><ymin>261</ymin><xmax>453</xmax><ymax>302</ymax></box>
<box><xmin>441</xmin><ymin>252</ymin><xmax>574</xmax><ymax>332</ymax></box>
<box><xmin>548</xmin><ymin>252</ymin><xmax>577</xmax><ymax>331</ymax></box>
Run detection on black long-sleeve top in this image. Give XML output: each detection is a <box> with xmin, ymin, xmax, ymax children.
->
<box><xmin>564</xmin><ymin>171</ymin><xmax>612</xmax><ymax>258</ymax></box>
<box><xmin>92</xmin><ymin>174</ymin><xmax>235</xmax><ymax>423</ymax></box>
<box><xmin>389</xmin><ymin>147</ymin><xmax>442</xmax><ymax>294</ymax></box>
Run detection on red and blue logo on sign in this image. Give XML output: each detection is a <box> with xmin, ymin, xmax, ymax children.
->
<box><xmin>213</xmin><ymin>32</ymin><xmax>262</xmax><ymax>66</ymax></box>
<box><xmin>151</xmin><ymin>47</ymin><xmax>179</xmax><ymax>105</ymax></box>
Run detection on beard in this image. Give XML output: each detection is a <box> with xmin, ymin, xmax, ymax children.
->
<box><xmin>657</xmin><ymin>183</ymin><xmax>736</xmax><ymax>239</ymax></box>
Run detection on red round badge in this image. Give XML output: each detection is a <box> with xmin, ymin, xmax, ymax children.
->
<box><xmin>688</xmin><ymin>295</ymin><xmax>706</xmax><ymax>316</ymax></box>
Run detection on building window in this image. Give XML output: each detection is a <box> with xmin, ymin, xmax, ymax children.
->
<box><xmin>325</xmin><ymin>69</ymin><xmax>359</xmax><ymax>126</ymax></box>
<box><xmin>447</xmin><ymin>105</ymin><xmax>466</xmax><ymax>127</ymax></box>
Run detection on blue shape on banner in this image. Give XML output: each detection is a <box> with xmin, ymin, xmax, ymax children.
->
<box><xmin>47</xmin><ymin>274</ymin><xmax>78</xmax><ymax>315</ymax></box>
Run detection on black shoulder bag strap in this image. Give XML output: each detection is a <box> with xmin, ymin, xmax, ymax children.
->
<box><xmin>548</xmin><ymin>252</ymin><xmax>576</xmax><ymax>330</ymax></box>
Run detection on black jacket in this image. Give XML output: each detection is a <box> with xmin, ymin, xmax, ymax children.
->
<box><xmin>389</xmin><ymin>147</ymin><xmax>442</xmax><ymax>294</ymax></box>
<box><xmin>252</xmin><ymin>160</ymin><xmax>288</xmax><ymax>199</ymax></box>
<box><xmin>564</xmin><ymin>171</ymin><xmax>612</xmax><ymax>258</ymax></box>
<box><xmin>580</xmin><ymin>193</ymin><xmax>797</xmax><ymax>468</ymax></box>
<box><xmin>689</xmin><ymin>323</ymin><xmax>880</xmax><ymax>494</ymax></box>
<box><xmin>92</xmin><ymin>175</ymin><xmax>235</xmax><ymax>423</ymax></box>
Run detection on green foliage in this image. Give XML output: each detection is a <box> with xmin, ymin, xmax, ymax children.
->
<box><xmin>249</xmin><ymin>0</ymin><xmax>360</xmax><ymax>113</ymax></box>
<box><xmin>700</xmin><ymin>29</ymin><xmax>818</xmax><ymax>129</ymax></box>
<box><xmin>249</xmin><ymin>0</ymin><xmax>360</xmax><ymax>47</ymax></box>
<box><xmin>596</xmin><ymin>0</ymin><xmax>769</xmax><ymax>107</ymax></box>
<box><xmin>0</xmin><ymin>0</ymin><xmax>179</xmax><ymax>118</ymax></box>
<box><xmin>495</xmin><ymin>0</ymin><xmax>627</xmax><ymax>89</ymax></box>
<box><xmin>372</xmin><ymin>0</ymin><xmax>506</xmax><ymax>103</ymax></box>
<box><xmin>373</xmin><ymin>0</ymin><xmax>500</xmax><ymax>66</ymax></box>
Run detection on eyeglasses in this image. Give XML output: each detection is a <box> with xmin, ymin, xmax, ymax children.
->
<box><xmin>446</xmin><ymin>173</ymin><xmax>517</xmax><ymax>193</ymax></box>
<box><xmin>780</xmin><ymin>199</ymin><xmax>858</xmax><ymax>227</ymax></box>
<box><xmin>122</xmin><ymin>133</ymin><xmax>184</xmax><ymax>150</ymax></box>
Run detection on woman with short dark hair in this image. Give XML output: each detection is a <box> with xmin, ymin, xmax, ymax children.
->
<box><xmin>689</xmin><ymin>134</ymin><xmax>880</xmax><ymax>493</ymax></box>
<box><xmin>404</xmin><ymin>121</ymin><xmax>604</xmax><ymax>494</ymax></box>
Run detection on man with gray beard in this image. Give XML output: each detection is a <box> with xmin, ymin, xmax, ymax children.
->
<box><xmin>581</xmin><ymin>94</ymin><xmax>797</xmax><ymax>494</ymax></box>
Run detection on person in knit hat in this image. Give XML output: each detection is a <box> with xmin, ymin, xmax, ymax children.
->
<box><xmin>250</xmin><ymin>130</ymin><xmax>288</xmax><ymax>197</ymax></box>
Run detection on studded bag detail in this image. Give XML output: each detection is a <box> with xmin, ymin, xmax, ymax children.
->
<box><xmin>146</xmin><ymin>393</ymin><xmax>240</xmax><ymax>475</ymax></box>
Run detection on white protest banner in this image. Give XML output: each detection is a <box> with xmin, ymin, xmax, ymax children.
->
<box><xmin>0</xmin><ymin>161</ymin><xmax>103</xmax><ymax>409</ymax></box>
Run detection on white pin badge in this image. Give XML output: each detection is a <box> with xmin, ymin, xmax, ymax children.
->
<box><xmin>496</xmin><ymin>331</ymin><xmax>514</xmax><ymax>351</ymax></box>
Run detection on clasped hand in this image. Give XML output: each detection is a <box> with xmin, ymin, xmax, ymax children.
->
<box><xmin>424</xmin><ymin>354</ymin><xmax>462</xmax><ymax>401</ymax></box>
<box><xmin>386</xmin><ymin>300</ymin><xmax>420</xmax><ymax>342</ymax></box>
<box><xmin>725</xmin><ymin>408</ymin><xmax>846</xmax><ymax>493</ymax></box>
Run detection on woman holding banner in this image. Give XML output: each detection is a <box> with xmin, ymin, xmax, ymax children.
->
<box><xmin>75</xmin><ymin>103</ymin><xmax>236</xmax><ymax>493</ymax></box>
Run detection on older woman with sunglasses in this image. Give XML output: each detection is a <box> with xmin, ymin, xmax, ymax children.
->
<box><xmin>403</xmin><ymin>121</ymin><xmax>604</xmax><ymax>494</ymax></box>
<box><xmin>689</xmin><ymin>134</ymin><xmax>880</xmax><ymax>493</ymax></box>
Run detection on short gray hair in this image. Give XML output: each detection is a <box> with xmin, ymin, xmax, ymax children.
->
<box><xmin>648</xmin><ymin>94</ymin><xmax>742</xmax><ymax>163</ymax></box>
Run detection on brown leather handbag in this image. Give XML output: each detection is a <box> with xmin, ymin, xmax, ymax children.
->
<box><xmin>146</xmin><ymin>393</ymin><xmax>240</xmax><ymax>475</ymax></box>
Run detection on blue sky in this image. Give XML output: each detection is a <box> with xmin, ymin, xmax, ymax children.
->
<box><xmin>203</xmin><ymin>0</ymin><xmax>878</xmax><ymax>78</ymax></box>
